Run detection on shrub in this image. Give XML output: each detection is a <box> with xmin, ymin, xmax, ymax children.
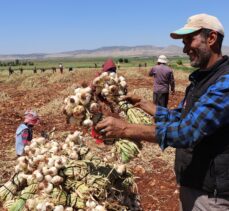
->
<box><xmin>176</xmin><ymin>59</ymin><xmax>183</xmax><ymax>65</ymax></box>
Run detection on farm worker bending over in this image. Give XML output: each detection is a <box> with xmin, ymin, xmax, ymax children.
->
<box><xmin>149</xmin><ymin>55</ymin><xmax>175</xmax><ymax>108</ymax></box>
<box><xmin>96</xmin><ymin>14</ymin><xmax>229</xmax><ymax>210</ymax></box>
<box><xmin>15</xmin><ymin>110</ymin><xmax>40</xmax><ymax>156</ymax></box>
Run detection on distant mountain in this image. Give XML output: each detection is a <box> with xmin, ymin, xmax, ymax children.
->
<box><xmin>0</xmin><ymin>45</ymin><xmax>229</xmax><ymax>60</ymax></box>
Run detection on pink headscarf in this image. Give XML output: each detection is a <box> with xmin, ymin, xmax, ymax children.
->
<box><xmin>24</xmin><ymin>110</ymin><xmax>40</xmax><ymax>125</ymax></box>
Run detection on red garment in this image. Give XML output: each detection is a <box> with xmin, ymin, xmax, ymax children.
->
<box><xmin>21</xmin><ymin>129</ymin><xmax>30</xmax><ymax>145</ymax></box>
<box><xmin>103</xmin><ymin>59</ymin><xmax>116</xmax><ymax>72</ymax></box>
<box><xmin>91</xmin><ymin>127</ymin><xmax>104</xmax><ymax>144</ymax></box>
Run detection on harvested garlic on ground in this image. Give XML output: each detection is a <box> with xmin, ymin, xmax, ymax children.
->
<box><xmin>53</xmin><ymin>205</ymin><xmax>64</xmax><ymax>211</ymax></box>
<box><xmin>51</xmin><ymin>175</ymin><xmax>63</xmax><ymax>185</ymax></box>
<box><xmin>45</xmin><ymin>175</ymin><xmax>52</xmax><ymax>182</ymax></box>
<box><xmin>86</xmin><ymin>199</ymin><xmax>97</xmax><ymax>208</ymax></box>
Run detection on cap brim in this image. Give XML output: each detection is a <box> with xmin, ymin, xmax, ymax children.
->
<box><xmin>170</xmin><ymin>28</ymin><xmax>200</xmax><ymax>39</ymax></box>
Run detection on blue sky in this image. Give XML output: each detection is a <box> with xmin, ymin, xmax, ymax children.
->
<box><xmin>0</xmin><ymin>0</ymin><xmax>229</xmax><ymax>54</ymax></box>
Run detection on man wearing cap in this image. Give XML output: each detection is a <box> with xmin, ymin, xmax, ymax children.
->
<box><xmin>96</xmin><ymin>13</ymin><xmax>229</xmax><ymax>210</ymax></box>
<box><xmin>149</xmin><ymin>55</ymin><xmax>175</xmax><ymax>107</ymax></box>
<box><xmin>15</xmin><ymin>111</ymin><xmax>40</xmax><ymax>156</ymax></box>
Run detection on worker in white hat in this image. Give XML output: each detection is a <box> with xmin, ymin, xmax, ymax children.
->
<box><xmin>95</xmin><ymin>14</ymin><xmax>229</xmax><ymax>210</ymax></box>
<box><xmin>149</xmin><ymin>55</ymin><xmax>175</xmax><ymax>107</ymax></box>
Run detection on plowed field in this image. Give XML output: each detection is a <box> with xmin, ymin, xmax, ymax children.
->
<box><xmin>0</xmin><ymin>67</ymin><xmax>189</xmax><ymax>210</ymax></box>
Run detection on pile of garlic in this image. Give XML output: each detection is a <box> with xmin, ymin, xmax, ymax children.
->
<box><xmin>62</xmin><ymin>72</ymin><xmax>127</xmax><ymax>128</ymax></box>
<box><xmin>0</xmin><ymin>131</ymin><xmax>141</xmax><ymax>211</ymax></box>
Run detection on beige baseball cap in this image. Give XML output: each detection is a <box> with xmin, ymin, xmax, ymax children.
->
<box><xmin>170</xmin><ymin>13</ymin><xmax>224</xmax><ymax>39</ymax></box>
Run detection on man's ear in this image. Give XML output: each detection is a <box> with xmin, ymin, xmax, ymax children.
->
<box><xmin>208</xmin><ymin>31</ymin><xmax>218</xmax><ymax>46</ymax></box>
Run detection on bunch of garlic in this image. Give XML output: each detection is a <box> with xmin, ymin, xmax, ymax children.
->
<box><xmin>63</xmin><ymin>86</ymin><xmax>100</xmax><ymax>127</ymax></box>
<box><xmin>62</xmin><ymin>72</ymin><xmax>127</xmax><ymax>129</ymax></box>
<box><xmin>92</xmin><ymin>72</ymin><xmax>127</xmax><ymax>103</ymax></box>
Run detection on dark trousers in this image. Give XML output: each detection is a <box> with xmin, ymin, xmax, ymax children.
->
<box><xmin>153</xmin><ymin>92</ymin><xmax>169</xmax><ymax>108</ymax></box>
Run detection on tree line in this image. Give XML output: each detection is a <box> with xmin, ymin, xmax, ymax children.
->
<box><xmin>0</xmin><ymin>59</ymin><xmax>34</xmax><ymax>67</ymax></box>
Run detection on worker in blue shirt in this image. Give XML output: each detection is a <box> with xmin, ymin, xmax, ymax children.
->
<box><xmin>96</xmin><ymin>13</ymin><xmax>229</xmax><ymax>210</ymax></box>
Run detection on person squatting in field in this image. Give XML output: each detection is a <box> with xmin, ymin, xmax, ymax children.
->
<box><xmin>149</xmin><ymin>55</ymin><xmax>175</xmax><ymax>108</ymax></box>
<box><xmin>96</xmin><ymin>14</ymin><xmax>229</xmax><ymax>210</ymax></box>
<box><xmin>15</xmin><ymin>111</ymin><xmax>40</xmax><ymax>156</ymax></box>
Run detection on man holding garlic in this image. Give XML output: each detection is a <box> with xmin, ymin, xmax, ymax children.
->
<box><xmin>96</xmin><ymin>14</ymin><xmax>229</xmax><ymax>210</ymax></box>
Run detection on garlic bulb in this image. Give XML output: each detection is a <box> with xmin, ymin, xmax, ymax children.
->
<box><xmin>25</xmin><ymin>198</ymin><xmax>36</xmax><ymax>210</ymax></box>
<box><xmin>94</xmin><ymin>205</ymin><xmax>107</xmax><ymax>211</ymax></box>
<box><xmin>53</xmin><ymin>205</ymin><xmax>64</xmax><ymax>211</ymax></box>
<box><xmin>69</xmin><ymin>151</ymin><xmax>79</xmax><ymax>160</ymax></box>
<box><xmin>33</xmin><ymin>170</ymin><xmax>44</xmax><ymax>182</ymax></box>
<box><xmin>45</xmin><ymin>175</ymin><xmax>52</xmax><ymax>183</ymax></box>
<box><xmin>51</xmin><ymin>175</ymin><xmax>63</xmax><ymax>185</ymax></box>
<box><xmin>44</xmin><ymin>183</ymin><xmax>54</xmax><ymax>194</ymax></box>
<box><xmin>48</xmin><ymin>166</ymin><xmax>58</xmax><ymax>176</ymax></box>
<box><xmin>45</xmin><ymin>202</ymin><xmax>55</xmax><ymax>210</ymax></box>
<box><xmin>90</xmin><ymin>102</ymin><xmax>100</xmax><ymax>113</ymax></box>
<box><xmin>115</xmin><ymin>164</ymin><xmax>126</xmax><ymax>175</ymax></box>
<box><xmin>83</xmin><ymin>119</ymin><xmax>93</xmax><ymax>127</ymax></box>
<box><xmin>65</xmin><ymin>207</ymin><xmax>74</xmax><ymax>211</ymax></box>
<box><xmin>86</xmin><ymin>199</ymin><xmax>97</xmax><ymax>208</ymax></box>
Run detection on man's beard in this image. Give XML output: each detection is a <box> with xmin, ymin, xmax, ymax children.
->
<box><xmin>190</xmin><ymin>45</ymin><xmax>211</xmax><ymax>69</ymax></box>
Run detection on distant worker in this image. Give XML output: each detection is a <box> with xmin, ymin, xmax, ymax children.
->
<box><xmin>52</xmin><ymin>67</ymin><xmax>56</xmax><ymax>73</ymax></box>
<box><xmin>149</xmin><ymin>55</ymin><xmax>175</xmax><ymax>107</ymax></box>
<box><xmin>59</xmin><ymin>63</ymin><xmax>64</xmax><ymax>74</ymax></box>
<box><xmin>20</xmin><ymin>67</ymin><xmax>23</xmax><ymax>74</ymax></box>
<box><xmin>8</xmin><ymin>66</ymin><xmax>14</xmax><ymax>76</ymax></box>
<box><xmin>33</xmin><ymin>66</ymin><xmax>37</xmax><ymax>74</ymax></box>
<box><xmin>15</xmin><ymin>111</ymin><xmax>40</xmax><ymax>156</ymax></box>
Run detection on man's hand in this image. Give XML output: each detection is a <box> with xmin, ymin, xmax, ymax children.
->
<box><xmin>121</xmin><ymin>93</ymin><xmax>156</xmax><ymax>116</ymax></box>
<box><xmin>95</xmin><ymin>116</ymin><xmax>157</xmax><ymax>143</ymax></box>
<box><xmin>95</xmin><ymin>116</ymin><xmax>128</xmax><ymax>138</ymax></box>
<box><xmin>135</xmin><ymin>100</ymin><xmax>156</xmax><ymax>116</ymax></box>
<box><xmin>120</xmin><ymin>93</ymin><xmax>142</xmax><ymax>105</ymax></box>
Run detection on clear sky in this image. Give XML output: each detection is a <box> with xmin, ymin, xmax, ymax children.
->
<box><xmin>1</xmin><ymin>0</ymin><xmax>229</xmax><ymax>54</ymax></box>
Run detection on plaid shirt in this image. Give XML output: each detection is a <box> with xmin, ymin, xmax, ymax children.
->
<box><xmin>155</xmin><ymin>74</ymin><xmax>229</xmax><ymax>150</ymax></box>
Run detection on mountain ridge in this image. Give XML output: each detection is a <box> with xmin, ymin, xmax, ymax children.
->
<box><xmin>0</xmin><ymin>45</ymin><xmax>229</xmax><ymax>60</ymax></box>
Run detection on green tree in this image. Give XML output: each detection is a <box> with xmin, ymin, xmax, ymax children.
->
<box><xmin>118</xmin><ymin>58</ymin><xmax>124</xmax><ymax>63</ymax></box>
<box><xmin>124</xmin><ymin>58</ymin><xmax>129</xmax><ymax>63</ymax></box>
<box><xmin>176</xmin><ymin>59</ymin><xmax>183</xmax><ymax>65</ymax></box>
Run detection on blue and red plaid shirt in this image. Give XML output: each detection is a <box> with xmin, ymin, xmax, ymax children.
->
<box><xmin>155</xmin><ymin>74</ymin><xmax>229</xmax><ymax>150</ymax></box>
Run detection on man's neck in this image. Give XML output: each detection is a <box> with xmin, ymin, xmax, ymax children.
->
<box><xmin>206</xmin><ymin>53</ymin><xmax>223</xmax><ymax>69</ymax></box>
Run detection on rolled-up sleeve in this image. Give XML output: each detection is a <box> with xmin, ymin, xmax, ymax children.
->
<box><xmin>155</xmin><ymin>75</ymin><xmax>229</xmax><ymax>150</ymax></box>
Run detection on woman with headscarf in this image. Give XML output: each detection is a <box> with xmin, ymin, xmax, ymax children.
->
<box><xmin>15</xmin><ymin>110</ymin><xmax>40</xmax><ymax>156</ymax></box>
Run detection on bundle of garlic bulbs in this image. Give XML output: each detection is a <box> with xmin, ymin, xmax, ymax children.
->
<box><xmin>62</xmin><ymin>72</ymin><xmax>128</xmax><ymax>129</ymax></box>
<box><xmin>92</xmin><ymin>72</ymin><xmax>127</xmax><ymax>104</ymax></box>
<box><xmin>0</xmin><ymin>131</ymin><xmax>141</xmax><ymax>210</ymax></box>
<box><xmin>62</xmin><ymin>72</ymin><xmax>154</xmax><ymax>164</ymax></box>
